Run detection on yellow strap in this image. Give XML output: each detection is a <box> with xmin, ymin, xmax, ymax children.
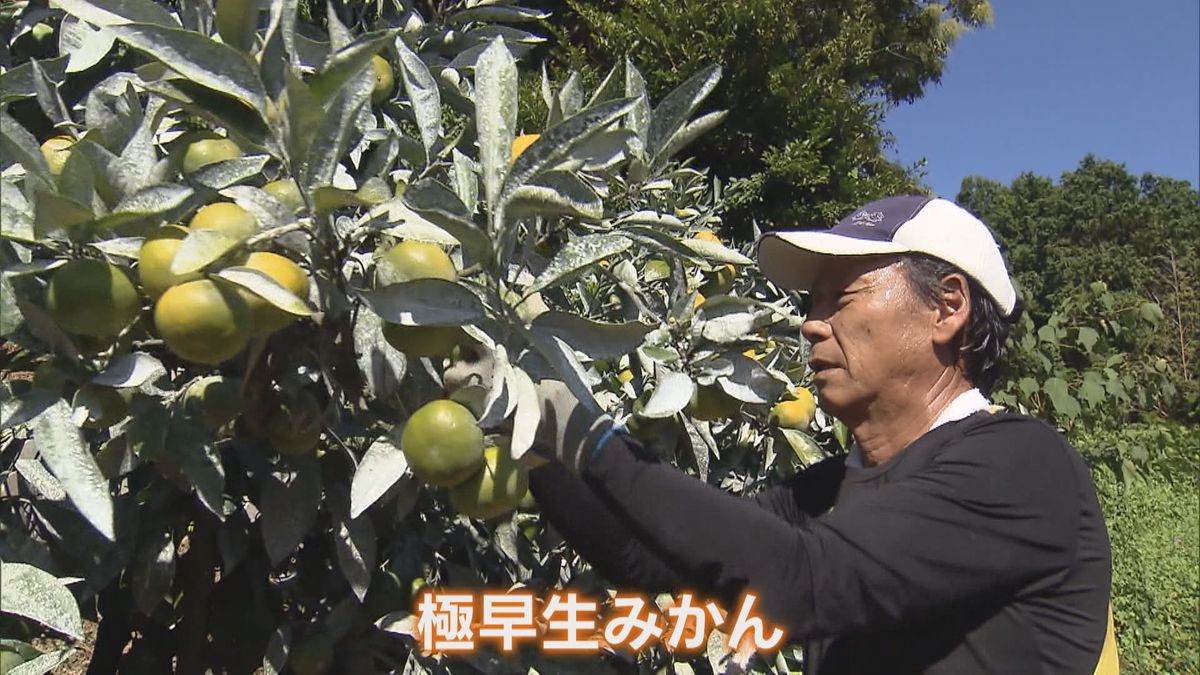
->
<box><xmin>1093</xmin><ymin>603</ymin><xmax>1120</xmax><ymax>675</ymax></box>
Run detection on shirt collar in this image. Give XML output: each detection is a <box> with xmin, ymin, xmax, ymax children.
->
<box><xmin>844</xmin><ymin>389</ymin><xmax>991</xmax><ymax>468</ymax></box>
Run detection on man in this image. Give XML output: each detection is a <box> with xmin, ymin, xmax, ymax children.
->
<box><xmin>518</xmin><ymin>196</ymin><xmax>1114</xmax><ymax>673</ymax></box>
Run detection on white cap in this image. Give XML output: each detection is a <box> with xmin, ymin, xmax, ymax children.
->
<box><xmin>756</xmin><ymin>195</ymin><xmax>1020</xmax><ymax>319</ymax></box>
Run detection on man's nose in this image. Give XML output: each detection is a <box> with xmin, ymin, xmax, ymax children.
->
<box><xmin>800</xmin><ymin>317</ymin><xmax>830</xmax><ymax>344</ymax></box>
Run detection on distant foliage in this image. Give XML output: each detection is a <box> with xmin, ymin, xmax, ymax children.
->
<box><xmin>534</xmin><ymin>0</ymin><xmax>994</xmax><ymax>233</ymax></box>
<box><xmin>960</xmin><ymin>157</ymin><xmax>1199</xmax><ymax>419</ymax></box>
<box><xmin>1086</xmin><ymin>433</ymin><xmax>1200</xmax><ymax>675</ymax></box>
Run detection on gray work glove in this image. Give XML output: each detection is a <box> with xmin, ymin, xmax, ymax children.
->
<box><xmin>444</xmin><ymin>351</ymin><xmax>619</xmax><ymax>474</ymax></box>
<box><xmin>533</xmin><ymin>379</ymin><xmax>620</xmax><ymax>475</ymax></box>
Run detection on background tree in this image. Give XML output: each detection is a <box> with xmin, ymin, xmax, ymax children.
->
<box><xmin>527</xmin><ymin>0</ymin><xmax>993</xmax><ymax>234</ymax></box>
<box><xmin>958</xmin><ymin>156</ymin><xmax>1199</xmax><ymax>418</ymax></box>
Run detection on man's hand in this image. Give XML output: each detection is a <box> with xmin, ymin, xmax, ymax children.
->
<box><xmin>443</xmin><ymin>350</ymin><xmax>617</xmax><ymax>474</ymax></box>
<box><xmin>533</xmin><ymin>379</ymin><xmax>618</xmax><ymax>475</ymax></box>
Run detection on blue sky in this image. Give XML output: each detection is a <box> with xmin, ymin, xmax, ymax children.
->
<box><xmin>885</xmin><ymin>0</ymin><xmax>1200</xmax><ymax>199</ymax></box>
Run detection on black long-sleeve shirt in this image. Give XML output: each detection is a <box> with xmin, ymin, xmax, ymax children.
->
<box><xmin>529</xmin><ymin>410</ymin><xmax>1112</xmax><ymax>674</ymax></box>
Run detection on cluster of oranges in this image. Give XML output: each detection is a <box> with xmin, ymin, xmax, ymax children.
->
<box><xmin>401</xmin><ymin>399</ymin><xmax>530</xmax><ymax>520</ymax></box>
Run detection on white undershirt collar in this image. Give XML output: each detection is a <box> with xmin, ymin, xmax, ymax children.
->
<box><xmin>844</xmin><ymin>388</ymin><xmax>991</xmax><ymax>468</ymax></box>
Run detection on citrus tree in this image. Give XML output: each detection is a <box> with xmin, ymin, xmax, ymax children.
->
<box><xmin>0</xmin><ymin>1</ymin><xmax>827</xmax><ymax>672</ymax></box>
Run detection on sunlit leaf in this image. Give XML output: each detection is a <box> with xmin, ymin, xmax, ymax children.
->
<box><xmin>349</xmin><ymin>437</ymin><xmax>409</xmax><ymax>519</ymax></box>
<box><xmin>527</xmin><ymin>233</ymin><xmax>632</xmax><ymax>294</ymax></box>
<box><xmin>362</xmin><ymin>279</ymin><xmax>486</xmax><ymax>326</ymax></box>
<box><xmin>33</xmin><ymin>401</ymin><xmax>115</xmax><ymax>541</ymax></box>
<box><xmin>530</xmin><ymin>313</ymin><xmax>650</xmax><ymax>360</ymax></box>
<box><xmin>475</xmin><ymin>38</ymin><xmax>518</xmax><ymax>212</ymax></box>
<box><xmin>640</xmin><ymin>370</ymin><xmax>694</xmax><ymax>419</ymax></box>
<box><xmin>216</xmin><ymin>267</ymin><xmax>315</xmax><ymax>316</ymax></box>
<box><xmin>0</xmin><ymin>563</ymin><xmax>84</xmax><ymax>641</ymax></box>
<box><xmin>109</xmin><ymin>23</ymin><xmax>267</xmax><ymax>111</ymax></box>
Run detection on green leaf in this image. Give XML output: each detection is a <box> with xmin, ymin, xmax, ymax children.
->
<box><xmin>526</xmin><ymin>232</ymin><xmax>633</xmax><ymax>294</ymax></box>
<box><xmin>529</xmin><ymin>313</ymin><xmax>651</xmax><ymax>360</ymax></box>
<box><xmin>0</xmin><ymin>56</ymin><xmax>69</xmax><ymax>104</ymax></box>
<box><xmin>1018</xmin><ymin>377</ymin><xmax>1040</xmax><ymax>398</ymax></box>
<box><xmin>0</xmin><ymin>563</ymin><xmax>84</xmax><ymax>641</ymax></box>
<box><xmin>653</xmin><ymin>109</ymin><xmax>727</xmax><ymax>169</ymax></box>
<box><xmin>170</xmin><ymin>229</ymin><xmax>243</xmax><ymax>275</ymax></box>
<box><xmin>475</xmin><ymin>38</ymin><xmax>518</xmax><ymax>212</ymax></box>
<box><xmin>53</xmin><ymin>0</ymin><xmax>176</xmax><ymax>27</ymax></box>
<box><xmin>216</xmin><ymin>267</ymin><xmax>315</xmax><ymax>316</ymax></box>
<box><xmin>7</xmin><ymin>646</ymin><xmax>74</xmax><ymax>675</ymax></box>
<box><xmin>349</xmin><ymin>437</ymin><xmax>409</xmax><ymax>519</ymax></box>
<box><xmin>1138</xmin><ymin>301</ymin><xmax>1163</xmax><ymax>326</ymax></box>
<box><xmin>1</xmin><ymin>111</ymin><xmax>53</xmax><ymax>188</ymax></box>
<box><xmin>130</xmin><ymin>530</ymin><xmax>175</xmax><ymax>616</ymax></box>
<box><xmin>33</xmin><ymin>400</ymin><xmax>116</xmax><ymax>541</ymax></box>
<box><xmin>362</xmin><ymin>279</ymin><xmax>486</xmax><ymax>326</ymax></box>
<box><xmin>646</xmin><ymin>64</ymin><xmax>721</xmax><ymax>160</ymax></box>
<box><xmin>1075</xmin><ymin>326</ymin><xmax>1099</xmax><ymax>353</ymax></box>
<box><xmin>188</xmin><ymin>155</ymin><xmax>271</xmax><ymax>191</ymax></box>
<box><xmin>91</xmin><ymin>352</ymin><xmax>165</xmax><ymax>388</ymax></box>
<box><xmin>30</xmin><ymin>60</ymin><xmax>72</xmax><ymax>129</ymax></box>
<box><xmin>221</xmin><ymin>185</ymin><xmax>295</xmax><ymax>230</ymax></box>
<box><xmin>307</xmin><ymin>30</ymin><xmax>398</xmax><ymax>103</ymax></box>
<box><xmin>507</xmin><ymin>170</ymin><xmax>603</xmax><ymax>220</ymax></box>
<box><xmin>394</xmin><ymin>37</ymin><xmax>442</xmax><ymax>159</ymax></box>
<box><xmin>260</xmin><ymin>457</ymin><xmax>322</xmax><ymax>565</ymax></box>
<box><xmin>501</xmin><ymin>97</ymin><xmax>637</xmax><ymax>207</ymax></box>
<box><xmin>1</xmin><ymin>275</ymin><xmax>23</xmax><ymax>337</ymax></box>
<box><xmin>142</xmin><ymin>79</ymin><xmax>271</xmax><ymax>151</ymax></box>
<box><xmin>640</xmin><ymin>370</ymin><xmax>694</xmax><ymax>419</ymax></box>
<box><xmin>447</xmin><ymin>4</ymin><xmax>550</xmax><ymax>23</ymax></box>
<box><xmin>34</xmin><ymin>191</ymin><xmax>93</xmax><ymax>239</ymax></box>
<box><xmin>301</xmin><ymin>67</ymin><xmax>374</xmax><ymax>191</ymax></box>
<box><xmin>1037</xmin><ymin>324</ymin><xmax>1059</xmax><ymax>345</ymax></box>
<box><xmin>717</xmin><ymin>355</ymin><xmax>786</xmax><ymax>404</ymax></box>
<box><xmin>585</xmin><ymin>63</ymin><xmax>623</xmax><ymax>108</ymax></box>
<box><xmin>60</xmin><ymin>16</ymin><xmax>117</xmax><ymax>74</ymax></box>
<box><xmin>682</xmin><ymin>236</ymin><xmax>753</xmax><ymax>265</ymax></box>
<box><xmin>352</xmin><ymin>308</ymin><xmax>406</xmax><ymax>402</ymax></box>
<box><xmin>402</xmin><ymin>179</ymin><xmax>493</xmax><ymax>263</ymax></box>
<box><xmin>508</xmin><ymin>367</ymin><xmax>540</xmax><ymax>460</ymax></box>
<box><xmin>778</xmin><ymin>429</ymin><xmax>824</xmax><ymax>466</ymax></box>
<box><xmin>0</xmin><ymin>181</ymin><xmax>37</xmax><ymax>243</ymax></box>
<box><xmin>92</xmin><ymin>183</ymin><xmax>194</xmax><ymax>230</ymax></box>
<box><xmin>331</xmin><ymin>492</ymin><xmax>376</xmax><ymax>601</ymax></box>
<box><xmin>1042</xmin><ymin>377</ymin><xmax>1080</xmax><ymax>420</ymax></box>
<box><xmin>1078</xmin><ymin>379</ymin><xmax>1106</xmax><ymax>410</ymax></box>
<box><xmin>109</xmin><ymin>23</ymin><xmax>267</xmax><ymax>112</ymax></box>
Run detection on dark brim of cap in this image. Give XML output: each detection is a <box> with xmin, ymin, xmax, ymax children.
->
<box><xmin>756</xmin><ymin>231</ymin><xmax>911</xmax><ymax>291</ymax></box>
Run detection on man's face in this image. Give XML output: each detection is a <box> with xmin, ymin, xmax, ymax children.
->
<box><xmin>800</xmin><ymin>256</ymin><xmax>940</xmax><ymax>423</ymax></box>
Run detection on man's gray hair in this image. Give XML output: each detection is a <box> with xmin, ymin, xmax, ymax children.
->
<box><xmin>900</xmin><ymin>254</ymin><xmax>1012</xmax><ymax>393</ymax></box>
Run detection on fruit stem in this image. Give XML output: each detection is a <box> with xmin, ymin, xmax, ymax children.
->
<box><xmin>246</xmin><ymin>221</ymin><xmax>309</xmax><ymax>247</ymax></box>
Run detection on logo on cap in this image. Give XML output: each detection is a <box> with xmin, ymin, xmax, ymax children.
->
<box><xmin>851</xmin><ymin>210</ymin><xmax>884</xmax><ymax>227</ymax></box>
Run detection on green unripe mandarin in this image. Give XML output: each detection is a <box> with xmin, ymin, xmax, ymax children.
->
<box><xmin>381</xmin><ymin>240</ymin><xmax>457</xmax><ymax>283</ymax></box>
<box><xmin>262</xmin><ymin>179</ymin><xmax>305</xmax><ymax>213</ymax></box>
<box><xmin>46</xmin><ymin>259</ymin><xmax>140</xmax><ymax>337</ymax></box>
<box><xmin>449</xmin><ymin>444</ymin><xmax>530</xmax><ymax>520</ymax></box>
<box><xmin>183</xmin><ymin>137</ymin><xmax>241</xmax><ymax>174</ymax></box>
<box><xmin>239</xmin><ymin>251</ymin><xmax>310</xmax><ymax>335</ymax></box>
<box><xmin>371</xmin><ymin>55</ymin><xmax>395</xmax><ymax>105</ymax></box>
<box><xmin>154</xmin><ymin>279</ymin><xmax>251</xmax><ymax>364</ymax></box>
<box><xmin>401</xmin><ymin>399</ymin><xmax>485</xmax><ymax>488</ymax></box>
<box><xmin>188</xmin><ymin>202</ymin><xmax>258</xmax><ymax>241</ymax></box>
<box><xmin>40</xmin><ymin>136</ymin><xmax>74</xmax><ymax>176</ymax></box>
<box><xmin>183</xmin><ymin>376</ymin><xmax>243</xmax><ymax>429</ymax></box>
<box><xmin>138</xmin><ymin>225</ymin><xmax>201</xmax><ymax>298</ymax></box>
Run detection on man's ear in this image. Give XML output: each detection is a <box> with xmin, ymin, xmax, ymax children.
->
<box><xmin>932</xmin><ymin>273</ymin><xmax>970</xmax><ymax>347</ymax></box>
